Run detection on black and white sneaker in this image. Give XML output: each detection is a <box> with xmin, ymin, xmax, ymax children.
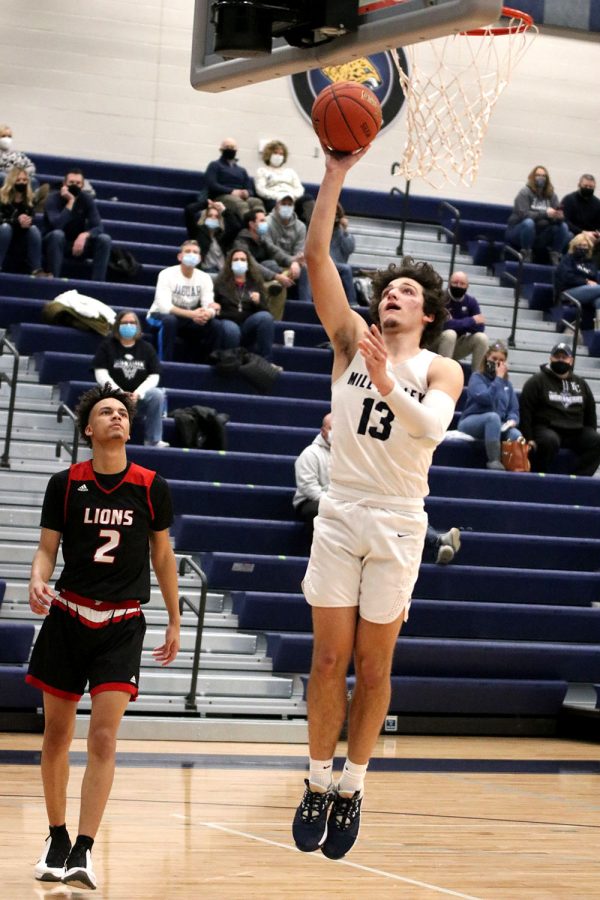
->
<box><xmin>34</xmin><ymin>831</ymin><xmax>71</xmax><ymax>881</ymax></box>
<box><xmin>292</xmin><ymin>779</ymin><xmax>334</xmax><ymax>852</ymax></box>
<box><xmin>321</xmin><ymin>789</ymin><xmax>363</xmax><ymax>859</ymax></box>
<box><xmin>62</xmin><ymin>846</ymin><xmax>97</xmax><ymax>890</ymax></box>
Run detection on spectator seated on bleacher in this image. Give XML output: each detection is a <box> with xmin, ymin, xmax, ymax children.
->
<box><xmin>329</xmin><ymin>202</ymin><xmax>357</xmax><ymax>305</ymax></box>
<box><xmin>93</xmin><ymin>310</ymin><xmax>169</xmax><ymax>447</ymax></box>
<box><xmin>234</xmin><ymin>209</ymin><xmax>296</xmax><ymax>319</ymax></box>
<box><xmin>0</xmin><ymin>167</ymin><xmax>47</xmax><ymax>276</ymax></box>
<box><xmin>266</xmin><ymin>193</ymin><xmax>311</xmax><ymax>301</ymax></box>
<box><xmin>213</xmin><ymin>247</ymin><xmax>276</xmax><ymax>361</ymax></box>
<box><xmin>519</xmin><ymin>341</ymin><xmax>600</xmax><ymax>477</ymax></box>
<box><xmin>561</xmin><ymin>174</ymin><xmax>600</xmax><ymax>260</ymax></box>
<box><xmin>147</xmin><ymin>239</ymin><xmax>238</xmax><ymax>362</ymax></box>
<box><xmin>432</xmin><ymin>271</ymin><xmax>488</xmax><ymax>372</ymax></box>
<box><xmin>0</xmin><ymin>122</ymin><xmax>38</xmax><ymax>188</ymax></box>
<box><xmin>457</xmin><ymin>340</ymin><xmax>524</xmax><ymax>471</ymax></box>
<box><xmin>554</xmin><ymin>233</ymin><xmax>600</xmax><ymax>330</ymax></box>
<box><xmin>190</xmin><ymin>200</ymin><xmax>240</xmax><ymax>273</ymax></box>
<box><xmin>254</xmin><ymin>139</ymin><xmax>314</xmax><ymax>223</ymax></box>
<box><xmin>505</xmin><ymin>165</ymin><xmax>570</xmax><ymax>266</ymax></box>
<box><xmin>42</xmin><ymin>168</ymin><xmax>112</xmax><ymax>281</ymax></box>
<box><xmin>204</xmin><ymin>137</ymin><xmax>264</xmax><ymax>224</ymax></box>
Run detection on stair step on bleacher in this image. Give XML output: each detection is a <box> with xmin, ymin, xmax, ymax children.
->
<box><xmin>132</xmin><ymin>668</ymin><xmax>293</xmax><ymax>699</ymax></box>
<box><xmin>144</xmin><ymin>627</ymin><xmax>259</xmax><ymax>656</ymax></box>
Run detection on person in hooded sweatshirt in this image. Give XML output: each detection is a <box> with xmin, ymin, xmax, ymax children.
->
<box><xmin>519</xmin><ymin>342</ymin><xmax>600</xmax><ymax>476</ymax></box>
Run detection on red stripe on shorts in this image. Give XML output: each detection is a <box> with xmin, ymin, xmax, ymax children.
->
<box><xmin>25</xmin><ymin>674</ymin><xmax>81</xmax><ymax>702</ymax></box>
<box><xmin>90</xmin><ymin>682</ymin><xmax>139</xmax><ymax>700</ymax></box>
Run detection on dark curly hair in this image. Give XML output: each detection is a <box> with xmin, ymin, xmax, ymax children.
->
<box><xmin>76</xmin><ymin>383</ymin><xmax>135</xmax><ymax>448</ymax></box>
<box><xmin>369</xmin><ymin>258</ymin><xmax>448</xmax><ymax>348</ymax></box>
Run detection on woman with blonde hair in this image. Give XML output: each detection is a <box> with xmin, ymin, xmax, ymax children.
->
<box><xmin>506</xmin><ymin>164</ymin><xmax>571</xmax><ymax>265</ymax></box>
<box><xmin>0</xmin><ymin>166</ymin><xmax>45</xmax><ymax>275</ymax></box>
<box><xmin>254</xmin><ymin>140</ymin><xmax>314</xmax><ymax>222</ymax></box>
<box><xmin>555</xmin><ymin>232</ymin><xmax>600</xmax><ymax>329</ymax></box>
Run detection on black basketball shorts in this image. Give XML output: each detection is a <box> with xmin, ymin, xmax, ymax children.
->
<box><xmin>26</xmin><ymin>601</ymin><xmax>146</xmax><ymax>702</ymax></box>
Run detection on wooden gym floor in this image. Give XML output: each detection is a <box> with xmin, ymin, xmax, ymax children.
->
<box><xmin>0</xmin><ymin>732</ymin><xmax>598</xmax><ymax>899</ymax></box>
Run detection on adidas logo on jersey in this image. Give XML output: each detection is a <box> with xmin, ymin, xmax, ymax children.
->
<box><xmin>77</xmin><ymin>484</ymin><xmax>89</xmax><ymax>492</ymax></box>
<box><xmin>130</xmin><ymin>675</ymin><xmax>137</xmax><ymax>684</ymax></box>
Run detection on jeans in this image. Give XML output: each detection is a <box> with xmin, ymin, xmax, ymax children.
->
<box><xmin>228</xmin><ymin>310</ymin><xmax>275</xmax><ymax>360</ymax></box>
<box><xmin>152</xmin><ymin>313</ymin><xmax>239</xmax><ymax>362</ymax></box>
<box><xmin>43</xmin><ymin>229</ymin><xmax>112</xmax><ymax>280</ymax></box>
<box><xmin>458</xmin><ymin>411</ymin><xmax>522</xmax><ymax>462</ymax></box>
<box><xmin>506</xmin><ymin>218</ymin><xmax>571</xmax><ymax>253</ymax></box>
<box><xmin>136</xmin><ymin>387</ymin><xmax>166</xmax><ymax>444</ymax></box>
<box><xmin>0</xmin><ymin>221</ymin><xmax>42</xmax><ymax>272</ymax></box>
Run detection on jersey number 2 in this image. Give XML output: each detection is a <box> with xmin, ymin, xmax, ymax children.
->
<box><xmin>357</xmin><ymin>398</ymin><xmax>394</xmax><ymax>441</ymax></box>
<box><xmin>94</xmin><ymin>529</ymin><xmax>120</xmax><ymax>564</ymax></box>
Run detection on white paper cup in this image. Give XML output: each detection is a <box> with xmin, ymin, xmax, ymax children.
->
<box><xmin>283</xmin><ymin>329</ymin><xmax>295</xmax><ymax>347</ymax></box>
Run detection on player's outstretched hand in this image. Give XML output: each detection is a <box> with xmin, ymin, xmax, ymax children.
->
<box><xmin>28</xmin><ymin>579</ymin><xmax>55</xmax><ymax>616</ymax></box>
<box><xmin>322</xmin><ymin>143</ymin><xmax>371</xmax><ymax>175</ymax></box>
<box><xmin>358</xmin><ymin>324</ymin><xmax>393</xmax><ymax>394</ymax></box>
<box><xmin>152</xmin><ymin>623</ymin><xmax>180</xmax><ymax>666</ymax></box>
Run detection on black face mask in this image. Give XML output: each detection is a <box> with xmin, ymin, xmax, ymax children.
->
<box><xmin>67</xmin><ymin>184</ymin><xmax>82</xmax><ymax>197</ymax></box>
<box><xmin>221</xmin><ymin>148</ymin><xmax>236</xmax><ymax>161</ymax></box>
<box><xmin>550</xmin><ymin>360</ymin><xmax>572</xmax><ymax>376</ymax></box>
<box><xmin>449</xmin><ymin>286</ymin><xmax>467</xmax><ymax>300</ymax></box>
<box><xmin>13</xmin><ymin>185</ymin><xmax>26</xmax><ymax>193</ymax></box>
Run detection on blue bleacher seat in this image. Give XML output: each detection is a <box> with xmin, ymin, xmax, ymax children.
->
<box><xmin>0</xmin><ymin>622</ymin><xmax>35</xmax><ymax>663</ymax></box>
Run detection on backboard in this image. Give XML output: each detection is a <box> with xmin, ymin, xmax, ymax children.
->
<box><xmin>191</xmin><ymin>0</ymin><xmax>504</xmax><ymax>92</ymax></box>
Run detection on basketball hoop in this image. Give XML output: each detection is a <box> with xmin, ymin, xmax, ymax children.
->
<box><xmin>393</xmin><ymin>7</ymin><xmax>537</xmax><ymax>188</ymax></box>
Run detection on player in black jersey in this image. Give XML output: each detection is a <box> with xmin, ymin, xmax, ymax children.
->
<box><xmin>26</xmin><ymin>384</ymin><xmax>180</xmax><ymax>891</ymax></box>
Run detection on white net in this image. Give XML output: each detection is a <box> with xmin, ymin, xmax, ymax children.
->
<box><xmin>393</xmin><ymin>10</ymin><xmax>537</xmax><ymax>188</ymax></box>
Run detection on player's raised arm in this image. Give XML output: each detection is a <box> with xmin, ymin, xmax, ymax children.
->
<box><xmin>305</xmin><ymin>148</ymin><xmax>369</xmax><ymax>346</ymax></box>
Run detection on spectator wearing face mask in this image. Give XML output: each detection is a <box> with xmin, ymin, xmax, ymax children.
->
<box><xmin>554</xmin><ymin>233</ymin><xmax>600</xmax><ymax>330</ymax></box>
<box><xmin>192</xmin><ymin>200</ymin><xmax>240</xmax><ymax>273</ymax></box>
<box><xmin>561</xmin><ymin>174</ymin><xmax>600</xmax><ymax>258</ymax></box>
<box><xmin>213</xmin><ymin>247</ymin><xmax>276</xmax><ymax>360</ymax></box>
<box><xmin>42</xmin><ymin>168</ymin><xmax>112</xmax><ymax>280</ymax></box>
<box><xmin>0</xmin><ymin>123</ymin><xmax>36</xmax><ymax>184</ymax></box>
<box><xmin>506</xmin><ymin>165</ymin><xmax>571</xmax><ymax>265</ymax></box>
<box><xmin>433</xmin><ymin>271</ymin><xmax>489</xmax><ymax>373</ymax></box>
<box><xmin>519</xmin><ymin>342</ymin><xmax>600</xmax><ymax>476</ymax></box>
<box><xmin>0</xmin><ymin>166</ymin><xmax>46</xmax><ymax>276</ymax></box>
<box><xmin>234</xmin><ymin>208</ymin><xmax>298</xmax><ymax>316</ymax></box>
<box><xmin>204</xmin><ymin>138</ymin><xmax>264</xmax><ymax>224</ymax></box>
<box><xmin>266</xmin><ymin>193</ymin><xmax>311</xmax><ymax>301</ymax></box>
<box><xmin>147</xmin><ymin>240</ymin><xmax>239</xmax><ymax>361</ymax></box>
<box><xmin>254</xmin><ymin>140</ymin><xmax>314</xmax><ymax>223</ymax></box>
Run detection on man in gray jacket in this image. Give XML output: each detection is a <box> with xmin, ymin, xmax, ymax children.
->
<box><xmin>267</xmin><ymin>193</ymin><xmax>311</xmax><ymax>301</ymax></box>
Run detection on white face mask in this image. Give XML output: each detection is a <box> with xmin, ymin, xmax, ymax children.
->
<box><xmin>0</xmin><ymin>137</ymin><xmax>13</xmax><ymax>151</ymax></box>
<box><xmin>269</xmin><ymin>153</ymin><xmax>284</xmax><ymax>168</ymax></box>
<box><xmin>181</xmin><ymin>252</ymin><xmax>200</xmax><ymax>268</ymax></box>
<box><xmin>278</xmin><ymin>204</ymin><xmax>294</xmax><ymax>220</ymax></box>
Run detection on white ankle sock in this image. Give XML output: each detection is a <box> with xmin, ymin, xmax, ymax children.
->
<box><xmin>337</xmin><ymin>759</ymin><xmax>368</xmax><ymax>796</ymax></box>
<box><xmin>308</xmin><ymin>757</ymin><xmax>334</xmax><ymax>792</ymax></box>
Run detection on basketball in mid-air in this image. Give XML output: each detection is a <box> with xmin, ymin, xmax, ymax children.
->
<box><xmin>311</xmin><ymin>81</ymin><xmax>382</xmax><ymax>153</ymax></box>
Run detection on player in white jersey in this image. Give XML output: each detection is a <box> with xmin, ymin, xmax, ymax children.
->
<box><xmin>292</xmin><ymin>147</ymin><xmax>463</xmax><ymax>860</ymax></box>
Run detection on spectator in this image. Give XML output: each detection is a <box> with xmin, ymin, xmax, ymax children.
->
<box><xmin>204</xmin><ymin>137</ymin><xmax>264</xmax><ymax>222</ymax></box>
<box><xmin>191</xmin><ymin>200</ymin><xmax>240</xmax><ymax>273</ymax></box>
<box><xmin>148</xmin><ymin>240</ymin><xmax>238</xmax><ymax>362</ymax></box>
<box><xmin>0</xmin><ymin>167</ymin><xmax>45</xmax><ymax>276</ymax></box>
<box><xmin>330</xmin><ymin>202</ymin><xmax>357</xmax><ymax>304</ymax></box>
<box><xmin>434</xmin><ymin>271</ymin><xmax>488</xmax><ymax>372</ymax></box>
<box><xmin>457</xmin><ymin>339</ymin><xmax>524</xmax><ymax>470</ymax></box>
<box><xmin>254</xmin><ymin>139</ymin><xmax>314</xmax><ymax>222</ymax></box>
<box><xmin>0</xmin><ymin>123</ymin><xmax>36</xmax><ymax>185</ymax></box>
<box><xmin>267</xmin><ymin>193</ymin><xmax>311</xmax><ymax>301</ymax></box>
<box><xmin>93</xmin><ymin>310</ymin><xmax>169</xmax><ymax>447</ymax></box>
<box><xmin>560</xmin><ymin>174</ymin><xmax>600</xmax><ymax>249</ymax></box>
<box><xmin>519</xmin><ymin>341</ymin><xmax>600</xmax><ymax>476</ymax></box>
<box><xmin>293</xmin><ymin>412</ymin><xmax>460</xmax><ymax>563</ymax></box>
<box><xmin>234</xmin><ymin>208</ymin><xmax>297</xmax><ymax>316</ymax></box>
<box><xmin>506</xmin><ymin>164</ymin><xmax>570</xmax><ymax>265</ymax></box>
<box><xmin>555</xmin><ymin>233</ymin><xmax>600</xmax><ymax>330</ymax></box>
<box><xmin>213</xmin><ymin>247</ymin><xmax>275</xmax><ymax>360</ymax></box>
<box><xmin>42</xmin><ymin>168</ymin><xmax>112</xmax><ymax>281</ymax></box>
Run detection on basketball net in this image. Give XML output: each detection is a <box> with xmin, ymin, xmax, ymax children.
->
<box><xmin>392</xmin><ymin>7</ymin><xmax>537</xmax><ymax>188</ymax></box>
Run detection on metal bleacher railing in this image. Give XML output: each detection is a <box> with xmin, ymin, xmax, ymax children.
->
<box><xmin>0</xmin><ymin>335</ymin><xmax>20</xmax><ymax>469</ymax></box>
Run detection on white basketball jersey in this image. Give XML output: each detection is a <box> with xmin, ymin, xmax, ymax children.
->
<box><xmin>330</xmin><ymin>348</ymin><xmax>438</xmax><ymax>503</ymax></box>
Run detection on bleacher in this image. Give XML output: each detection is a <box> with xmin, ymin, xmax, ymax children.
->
<box><xmin>1</xmin><ymin>153</ymin><xmax>599</xmax><ymax>738</ymax></box>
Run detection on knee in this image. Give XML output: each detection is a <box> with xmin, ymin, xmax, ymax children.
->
<box><xmin>43</xmin><ymin>719</ymin><xmax>73</xmax><ymax>754</ymax></box>
<box><xmin>354</xmin><ymin>653</ymin><xmax>390</xmax><ymax>691</ymax></box>
<box><xmin>87</xmin><ymin>724</ymin><xmax>117</xmax><ymax>762</ymax></box>
<box><xmin>96</xmin><ymin>233</ymin><xmax>112</xmax><ymax>249</ymax></box>
<box><xmin>311</xmin><ymin>645</ymin><xmax>350</xmax><ymax>681</ymax></box>
<box><xmin>473</xmin><ymin>333</ymin><xmax>488</xmax><ymax>348</ymax></box>
<box><xmin>46</xmin><ymin>229</ymin><xmax>65</xmax><ymax>246</ymax></box>
<box><xmin>0</xmin><ymin>222</ymin><xmax>12</xmax><ymax>237</ymax></box>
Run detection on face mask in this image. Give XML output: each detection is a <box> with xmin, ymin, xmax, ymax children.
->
<box><xmin>449</xmin><ymin>285</ymin><xmax>467</xmax><ymax>300</ymax></box>
<box><xmin>278</xmin><ymin>204</ymin><xmax>294</xmax><ymax>220</ymax></box>
<box><xmin>269</xmin><ymin>153</ymin><xmax>284</xmax><ymax>168</ymax></box>
<box><xmin>534</xmin><ymin>176</ymin><xmax>547</xmax><ymax>190</ymax></box>
<box><xmin>573</xmin><ymin>248</ymin><xmax>588</xmax><ymax>259</ymax></box>
<box><xmin>13</xmin><ymin>184</ymin><xmax>26</xmax><ymax>193</ymax></box>
<box><xmin>204</xmin><ymin>217</ymin><xmax>219</xmax><ymax>230</ymax></box>
<box><xmin>221</xmin><ymin>148</ymin><xmax>236</xmax><ymax>160</ymax></box>
<box><xmin>119</xmin><ymin>323</ymin><xmax>137</xmax><ymax>340</ymax></box>
<box><xmin>181</xmin><ymin>252</ymin><xmax>200</xmax><ymax>267</ymax></box>
<box><xmin>550</xmin><ymin>360</ymin><xmax>571</xmax><ymax>376</ymax></box>
<box><xmin>580</xmin><ymin>187</ymin><xmax>595</xmax><ymax>199</ymax></box>
<box><xmin>67</xmin><ymin>184</ymin><xmax>82</xmax><ymax>197</ymax></box>
<box><xmin>257</xmin><ymin>221</ymin><xmax>269</xmax><ymax>236</ymax></box>
<box><xmin>231</xmin><ymin>260</ymin><xmax>248</xmax><ymax>276</ymax></box>
<box><xmin>0</xmin><ymin>137</ymin><xmax>12</xmax><ymax>151</ymax></box>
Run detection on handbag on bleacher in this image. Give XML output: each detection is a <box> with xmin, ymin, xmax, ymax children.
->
<box><xmin>501</xmin><ymin>437</ymin><xmax>531</xmax><ymax>472</ymax></box>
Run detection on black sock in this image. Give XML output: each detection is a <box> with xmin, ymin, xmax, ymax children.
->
<box><xmin>49</xmin><ymin>824</ymin><xmax>69</xmax><ymax>841</ymax></box>
<box><xmin>72</xmin><ymin>834</ymin><xmax>94</xmax><ymax>854</ymax></box>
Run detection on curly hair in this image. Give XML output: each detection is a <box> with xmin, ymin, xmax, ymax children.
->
<box><xmin>368</xmin><ymin>258</ymin><xmax>448</xmax><ymax>348</ymax></box>
<box><xmin>526</xmin><ymin>165</ymin><xmax>554</xmax><ymax>198</ymax></box>
<box><xmin>76</xmin><ymin>383</ymin><xmax>135</xmax><ymax>448</ymax></box>
<box><xmin>261</xmin><ymin>140</ymin><xmax>288</xmax><ymax>165</ymax></box>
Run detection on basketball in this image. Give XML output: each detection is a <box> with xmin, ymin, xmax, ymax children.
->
<box><xmin>311</xmin><ymin>81</ymin><xmax>382</xmax><ymax>153</ymax></box>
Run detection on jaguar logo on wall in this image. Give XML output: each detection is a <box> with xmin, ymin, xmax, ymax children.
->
<box><xmin>290</xmin><ymin>49</ymin><xmax>408</xmax><ymax>133</ymax></box>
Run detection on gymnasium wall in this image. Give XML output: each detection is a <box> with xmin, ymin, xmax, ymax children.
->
<box><xmin>0</xmin><ymin>0</ymin><xmax>598</xmax><ymax>207</ymax></box>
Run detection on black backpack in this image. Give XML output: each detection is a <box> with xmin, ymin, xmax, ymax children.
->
<box><xmin>172</xmin><ymin>405</ymin><xmax>229</xmax><ymax>450</ymax></box>
<box><xmin>107</xmin><ymin>247</ymin><xmax>142</xmax><ymax>283</ymax></box>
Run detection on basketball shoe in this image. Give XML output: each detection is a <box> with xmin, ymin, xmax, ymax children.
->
<box><xmin>34</xmin><ymin>829</ymin><xmax>71</xmax><ymax>881</ymax></box>
<box><xmin>62</xmin><ymin>845</ymin><xmax>97</xmax><ymax>890</ymax></box>
<box><xmin>292</xmin><ymin>779</ymin><xmax>334</xmax><ymax>852</ymax></box>
<box><xmin>320</xmin><ymin>789</ymin><xmax>363</xmax><ymax>859</ymax></box>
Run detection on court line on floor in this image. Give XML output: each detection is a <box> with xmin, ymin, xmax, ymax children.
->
<box><xmin>172</xmin><ymin>814</ymin><xmax>484</xmax><ymax>899</ymax></box>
